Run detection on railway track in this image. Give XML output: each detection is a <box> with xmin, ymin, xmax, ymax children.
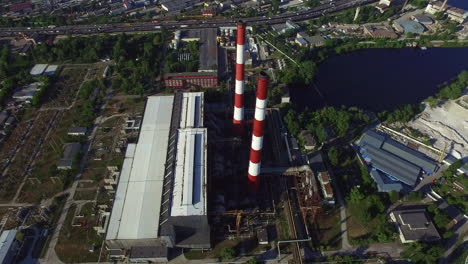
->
<box><xmin>283</xmin><ymin>176</ymin><xmax>303</xmax><ymax>264</ymax></box>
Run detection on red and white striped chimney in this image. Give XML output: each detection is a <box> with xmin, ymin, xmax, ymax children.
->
<box><xmin>233</xmin><ymin>21</ymin><xmax>246</xmax><ymax>132</ymax></box>
<box><xmin>248</xmin><ymin>72</ymin><xmax>269</xmax><ymax>186</ymax></box>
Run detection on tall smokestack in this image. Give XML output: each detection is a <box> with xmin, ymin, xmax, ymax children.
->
<box><xmin>247</xmin><ymin>72</ymin><xmax>269</xmax><ymax>187</ymax></box>
<box><xmin>233</xmin><ymin>21</ymin><xmax>246</xmax><ymax>134</ymax></box>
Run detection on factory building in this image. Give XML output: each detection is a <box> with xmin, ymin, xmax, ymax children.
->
<box><xmin>358</xmin><ymin>130</ymin><xmax>438</xmax><ymax>189</ymax></box>
<box><xmin>106</xmin><ymin>93</ymin><xmax>209</xmax><ymax>260</ymax></box>
<box><xmin>163</xmin><ymin>72</ymin><xmax>218</xmax><ymax>88</ymax></box>
<box><xmin>425</xmin><ymin>0</ymin><xmax>468</xmax><ymax>23</ymax></box>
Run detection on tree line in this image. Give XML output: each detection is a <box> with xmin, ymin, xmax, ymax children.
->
<box><xmin>281</xmin><ymin>104</ymin><xmax>369</xmax><ymax>145</ymax></box>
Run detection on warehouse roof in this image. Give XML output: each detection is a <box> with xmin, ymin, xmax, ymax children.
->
<box><xmin>30</xmin><ymin>64</ymin><xmax>48</xmax><ymax>76</ymax></box>
<box><xmin>370</xmin><ymin>169</ymin><xmax>403</xmax><ymax>192</ymax></box>
<box><xmin>106</xmin><ymin>144</ymin><xmax>136</xmax><ymax>241</ymax></box>
<box><xmin>359</xmin><ymin>130</ymin><xmax>437</xmax><ymax>186</ymax></box>
<box><xmin>57</xmin><ymin>143</ymin><xmax>81</xmax><ymax>169</ymax></box>
<box><xmin>180</xmin><ymin>92</ymin><xmax>204</xmax><ymax>128</ymax></box>
<box><xmin>171</xmin><ymin>128</ymin><xmax>207</xmax><ymax>216</ymax></box>
<box><xmin>360</xmin><ymin>144</ymin><xmax>421</xmax><ymax>186</ymax></box>
<box><xmin>181</xmin><ymin>29</ymin><xmax>218</xmax><ymax>72</ymax></box>
<box><xmin>0</xmin><ymin>230</ymin><xmax>17</xmax><ymax>263</ymax></box>
<box><xmin>395</xmin><ymin>21</ymin><xmax>425</xmax><ymax>34</ymax></box>
<box><xmin>360</xmin><ymin>130</ymin><xmax>385</xmax><ymax>148</ymax></box>
<box><xmin>381</xmin><ymin>139</ymin><xmax>437</xmax><ymax>174</ymax></box>
<box><xmin>106</xmin><ymin>96</ymin><xmax>174</xmax><ymax>240</ymax></box>
<box><xmin>160</xmin><ymin>215</ymin><xmax>210</xmax><ymax>248</ymax></box>
<box><xmin>164</xmin><ymin>72</ymin><xmax>217</xmax><ymax>79</ymax></box>
<box><xmin>161</xmin><ymin>0</ymin><xmax>200</xmax><ymax>12</ymax></box>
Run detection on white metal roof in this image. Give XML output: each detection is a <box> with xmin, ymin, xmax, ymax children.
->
<box><xmin>180</xmin><ymin>92</ymin><xmax>204</xmax><ymax>128</ymax></box>
<box><xmin>29</xmin><ymin>64</ymin><xmax>48</xmax><ymax>75</ymax></box>
<box><xmin>171</xmin><ymin>128</ymin><xmax>207</xmax><ymax>216</ymax></box>
<box><xmin>106</xmin><ymin>143</ymin><xmax>136</xmax><ymax>241</ymax></box>
<box><xmin>44</xmin><ymin>65</ymin><xmax>58</xmax><ymax>74</ymax></box>
<box><xmin>0</xmin><ymin>230</ymin><xmax>17</xmax><ymax>262</ymax></box>
<box><xmin>106</xmin><ymin>96</ymin><xmax>174</xmax><ymax>240</ymax></box>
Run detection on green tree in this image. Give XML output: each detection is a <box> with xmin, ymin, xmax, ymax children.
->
<box><xmin>327</xmin><ymin>146</ymin><xmax>340</xmax><ymax>166</ymax></box>
<box><xmin>388</xmin><ymin>190</ymin><xmax>399</xmax><ymax>203</ymax></box>
<box><xmin>246</xmin><ymin>258</ymin><xmax>258</xmax><ymax>264</ymax></box>
<box><xmin>402</xmin><ymin>243</ymin><xmax>444</xmax><ymax>264</ymax></box>
<box><xmin>349</xmin><ymin>187</ymin><xmax>365</xmax><ymax>203</ymax></box>
<box><xmin>360</xmin><ymin>164</ymin><xmax>372</xmax><ymax>186</ymax></box>
<box><xmin>219</xmin><ymin>247</ymin><xmax>236</xmax><ymax>260</ymax></box>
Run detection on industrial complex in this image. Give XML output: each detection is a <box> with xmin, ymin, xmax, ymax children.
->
<box><xmin>0</xmin><ymin>1</ymin><xmax>467</xmax><ymax>262</ymax></box>
<box><xmin>106</xmin><ymin>93</ymin><xmax>209</xmax><ymax>259</ymax></box>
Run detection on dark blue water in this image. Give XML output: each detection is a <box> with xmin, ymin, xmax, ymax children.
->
<box><xmin>291</xmin><ymin>48</ymin><xmax>468</xmax><ymax>111</ymax></box>
<box><xmin>448</xmin><ymin>0</ymin><xmax>468</xmax><ymax>10</ymax></box>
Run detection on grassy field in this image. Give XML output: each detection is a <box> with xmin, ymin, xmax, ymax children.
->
<box><xmin>73</xmin><ymin>189</ymin><xmax>97</xmax><ymax>201</ymax></box>
<box><xmin>184</xmin><ymin>239</ymin><xmax>241</xmax><ymax>260</ymax></box>
<box><xmin>346</xmin><ymin>203</ymin><xmax>388</xmax><ymax>242</ymax></box>
<box><xmin>55</xmin><ymin>202</ymin><xmax>104</xmax><ymax>263</ymax></box>
<box><xmin>315</xmin><ymin>208</ymin><xmax>342</xmax><ymax>250</ymax></box>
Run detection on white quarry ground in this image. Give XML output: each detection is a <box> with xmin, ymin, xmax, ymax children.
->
<box><xmin>409</xmin><ymin>97</ymin><xmax>468</xmax><ymax>159</ymax></box>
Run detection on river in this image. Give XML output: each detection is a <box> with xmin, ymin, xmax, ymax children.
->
<box><xmin>290</xmin><ymin>48</ymin><xmax>468</xmax><ymax>111</ymax></box>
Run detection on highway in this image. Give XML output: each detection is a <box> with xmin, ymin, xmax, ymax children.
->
<box><xmin>0</xmin><ymin>0</ymin><xmax>377</xmax><ymax>36</ymax></box>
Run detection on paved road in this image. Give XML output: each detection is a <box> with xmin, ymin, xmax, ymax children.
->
<box><xmin>0</xmin><ymin>0</ymin><xmax>377</xmax><ymax>36</ymax></box>
<box><xmin>328</xmin><ymin>169</ymin><xmax>352</xmax><ymax>250</ymax></box>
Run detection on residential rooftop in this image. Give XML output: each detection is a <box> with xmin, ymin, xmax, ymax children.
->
<box><xmin>391</xmin><ymin>206</ymin><xmax>441</xmax><ymax>243</ymax></box>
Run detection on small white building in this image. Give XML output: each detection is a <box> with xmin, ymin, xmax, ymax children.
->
<box><xmin>67</xmin><ymin>127</ymin><xmax>87</xmax><ymax>136</ymax></box>
<box><xmin>30</xmin><ymin>64</ymin><xmax>48</xmax><ymax>76</ymax></box>
<box><xmin>43</xmin><ymin>65</ymin><xmax>58</xmax><ymax>76</ymax></box>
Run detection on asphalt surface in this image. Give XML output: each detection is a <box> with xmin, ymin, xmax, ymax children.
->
<box><xmin>0</xmin><ymin>0</ymin><xmax>377</xmax><ymax>36</ymax></box>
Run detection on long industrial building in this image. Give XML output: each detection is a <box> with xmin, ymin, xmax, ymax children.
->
<box><xmin>106</xmin><ymin>93</ymin><xmax>210</xmax><ymax>259</ymax></box>
<box><xmin>358</xmin><ymin>130</ymin><xmax>438</xmax><ymax>189</ymax></box>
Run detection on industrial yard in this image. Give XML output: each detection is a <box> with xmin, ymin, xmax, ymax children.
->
<box><xmin>0</xmin><ymin>0</ymin><xmax>467</xmax><ymax>262</ymax></box>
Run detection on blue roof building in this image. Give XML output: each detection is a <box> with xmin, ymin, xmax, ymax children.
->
<box><xmin>394</xmin><ymin>21</ymin><xmax>426</xmax><ymax>34</ymax></box>
<box><xmin>358</xmin><ymin>130</ymin><xmax>438</xmax><ymax>189</ymax></box>
<box><xmin>370</xmin><ymin>169</ymin><xmax>403</xmax><ymax>192</ymax></box>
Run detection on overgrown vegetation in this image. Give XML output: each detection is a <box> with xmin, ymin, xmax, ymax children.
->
<box><xmin>408</xmin><ymin>0</ymin><xmax>429</xmax><ymax>8</ymax></box>
<box><xmin>377</xmin><ymin>104</ymin><xmax>424</xmax><ymax>124</ymax></box>
<box><xmin>0</xmin><ymin>45</ymin><xmax>34</xmax><ymax>107</ymax></box>
<box><xmin>319</xmin><ymin>5</ymin><xmax>399</xmax><ymax>25</ymax></box>
<box><xmin>33</xmin><ymin>31</ymin><xmax>169</xmax><ymax>95</ymax></box>
<box><xmin>281</xmin><ymin>104</ymin><xmax>369</xmax><ymax>145</ymax></box>
<box><xmin>401</xmin><ymin>242</ymin><xmax>444</xmax><ymax>264</ymax></box>
<box><xmin>347</xmin><ymin>186</ymin><xmax>396</xmax><ymax>244</ymax></box>
<box><xmin>427</xmin><ymin>203</ymin><xmax>453</xmax><ymax>239</ymax></box>
<box><xmin>219</xmin><ymin>247</ymin><xmax>236</xmax><ymax>260</ymax></box>
<box><xmin>31</xmin><ymin>77</ymin><xmax>52</xmax><ymax>106</ymax></box>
